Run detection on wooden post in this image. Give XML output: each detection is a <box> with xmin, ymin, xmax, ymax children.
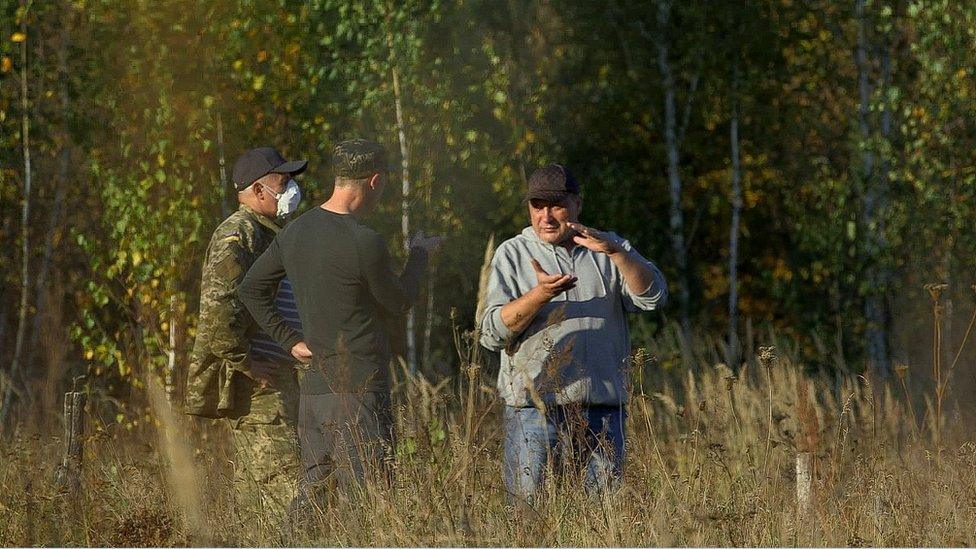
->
<box><xmin>54</xmin><ymin>391</ymin><xmax>85</xmax><ymax>492</ymax></box>
<box><xmin>796</xmin><ymin>451</ymin><xmax>813</xmax><ymax>513</ymax></box>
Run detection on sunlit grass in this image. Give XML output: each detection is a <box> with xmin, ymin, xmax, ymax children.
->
<box><xmin>2</xmin><ymin>332</ymin><xmax>975</xmax><ymax>546</ymax></box>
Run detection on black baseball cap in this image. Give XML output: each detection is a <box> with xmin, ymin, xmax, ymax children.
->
<box><xmin>527</xmin><ymin>164</ymin><xmax>580</xmax><ymax>201</ymax></box>
<box><xmin>232</xmin><ymin>146</ymin><xmax>307</xmax><ymax>191</ymax></box>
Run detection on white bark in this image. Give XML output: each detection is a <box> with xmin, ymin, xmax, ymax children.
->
<box><xmin>654</xmin><ymin>1</ymin><xmax>693</xmax><ymax>354</ymax></box>
<box><xmin>728</xmin><ymin>67</ymin><xmax>742</xmax><ymax>369</ymax></box>
<box><xmin>217</xmin><ymin>112</ymin><xmax>230</xmax><ymax>218</ymax></box>
<box><xmin>388</xmin><ymin>31</ymin><xmax>416</xmax><ymax>374</ymax></box>
<box><xmin>2</xmin><ymin>11</ymin><xmax>33</xmax><ymax>430</ymax></box>
<box><xmin>856</xmin><ymin>0</ymin><xmax>891</xmax><ymax>377</ymax></box>
<box><xmin>166</xmin><ymin>295</ymin><xmax>177</xmax><ymax>403</ymax></box>
<box><xmin>422</xmin><ymin>272</ymin><xmax>434</xmax><ymax>371</ymax></box>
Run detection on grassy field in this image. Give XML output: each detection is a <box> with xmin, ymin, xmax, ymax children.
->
<box><xmin>2</xmin><ymin>330</ymin><xmax>975</xmax><ymax>546</ymax></box>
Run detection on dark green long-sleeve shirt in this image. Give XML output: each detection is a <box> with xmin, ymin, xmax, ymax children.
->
<box><xmin>240</xmin><ymin>208</ymin><xmax>428</xmax><ymax>393</ymax></box>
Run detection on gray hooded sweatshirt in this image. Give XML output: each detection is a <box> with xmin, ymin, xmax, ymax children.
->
<box><xmin>480</xmin><ymin>226</ymin><xmax>668</xmax><ymax>407</ymax></box>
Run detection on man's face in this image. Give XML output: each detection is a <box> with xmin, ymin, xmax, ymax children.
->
<box><xmin>253</xmin><ymin>172</ymin><xmax>288</xmax><ymax>217</ymax></box>
<box><xmin>529</xmin><ymin>195</ymin><xmax>581</xmax><ymax>245</ymax></box>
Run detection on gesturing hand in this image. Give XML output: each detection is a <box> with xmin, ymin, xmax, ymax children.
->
<box><xmin>568</xmin><ymin>222</ymin><xmax>622</xmax><ymax>255</ymax></box>
<box><xmin>410</xmin><ymin>230</ymin><xmax>447</xmax><ymax>255</ymax></box>
<box><xmin>291</xmin><ymin>341</ymin><xmax>313</xmax><ymax>364</ymax></box>
<box><xmin>530</xmin><ymin>259</ymin><xmax>577</xmax><ymax>301</ymax></box>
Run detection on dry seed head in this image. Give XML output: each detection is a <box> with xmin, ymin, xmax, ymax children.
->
<box><xmin>653</xmin><ymin>392</ymin><xmax>679</xmax><ymax>416</ymax></box>
<box><xmin>473</xmin><ymin>233</ymin><xmax>496</xmax><ymax>326</ymax></box>
<box><xmin>633</xmin><ymin>347</ymin><xmax>648</xmax><ymax>368</ymax></box>
<box><xmin>924</xmin><ymin>282</ymin><xmax>948</xmax><ymax>301</ymax></box>
<box><xmin>894</xmin><ymin>362</ymin><xmax>908</xmax><ymax>381</ymax></box>
<box><xmin>758</xmin><ymin>346</ymin><xmax>776</xmax><ymax>369</ymax></box>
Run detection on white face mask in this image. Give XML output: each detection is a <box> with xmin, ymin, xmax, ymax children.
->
<box><xmin>266</xmin><ymin>179</ymin><xmax>301</xmax><ymax>217</ymax></box>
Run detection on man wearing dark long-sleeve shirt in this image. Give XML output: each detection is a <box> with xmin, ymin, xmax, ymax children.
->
<box><xmin>240</xmin><ymin>138</ymin><xmax>443</xmax><ymax>493</ymax></box>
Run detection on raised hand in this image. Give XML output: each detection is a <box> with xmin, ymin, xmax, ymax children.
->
<box><xmin>568</xmin><ymin>222</ymin><xmax>622</xmax><ymax>255</ymax></box>
<box><xmin>410</xmin><ymin>230</ymin><xmax>447</xmax><ymax>254</ymax></box>
<box><xmin>530</xmin><ymin>258</ymin><xmax>577</xmax><ymax>300</ymax></box>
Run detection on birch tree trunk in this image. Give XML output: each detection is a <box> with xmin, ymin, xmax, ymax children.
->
<box><xmin>422</xmin><ymin>273</ymin><xmax>434</xmax><ymax>372</ymax></box>
<box><xmin>655</xmin><ymin>0</ymin><xmax>693</xmax><ymax>356</ymax></box>
<box><xmin>29</xmin><ymin>4</ymin><xmax>70</xmax><ymax>359</ymax></box>
<box><xmin>878</xmin><ymin>24</ymin><xmax>897</xmax><ymax>373</ymax></box>
<box><xmin>166</xmin><ymin>295</ymin><xmax>177</xmax><ymax>403</ymax></box>
<box><xmin>387</xmin><ymin>29</ymin><xmax>416</xmax><ymax>374</ymax></box>
<box><xmin>217</xmin><ymin>112</ymin><xmax>230</xmax><ymax>218</ymax></box>
<box><xmin>2</xmin><ymin>9</ymin><xmax>33</xmax><ymax>431</ymax></box>
<box><xmin>856</xmin><ymin>0</ymin><xmax>891</xmax><ymax>377</ymax></box>
<box><xmin>728</xmin><ymin>66</ymin><xmax>743</xmax><ymax>369</ymax></box>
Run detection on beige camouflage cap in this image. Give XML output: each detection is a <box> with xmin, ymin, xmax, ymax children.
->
<box><xmin>332</xmin><ymin>138</ymin><xmax>390</xmax><ymax>179</ymax></box>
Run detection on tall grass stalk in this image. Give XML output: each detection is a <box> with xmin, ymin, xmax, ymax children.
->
<box><xmin>3</xmin><ymin>326</ymin><xmax>976</xmax><ymax>545</ymax></box>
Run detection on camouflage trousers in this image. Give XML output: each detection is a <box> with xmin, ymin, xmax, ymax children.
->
<box><xmin>226</xmin><ymin>362</ymin><xmax>301</xmax><ymax>524</ymax></box>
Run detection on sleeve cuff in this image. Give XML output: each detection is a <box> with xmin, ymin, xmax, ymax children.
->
<box><xmin>281</xmin><ymin>332</ymin><xmax>303</xmax><ymax>353</ymax></box>
<box><xmin>488</xmin><ymin>306</ymin><xmax>513</xmax><ymax>340</ymax></box>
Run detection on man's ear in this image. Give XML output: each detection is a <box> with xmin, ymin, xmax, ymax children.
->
<box><xmin>368</xmin><ymin>173</ymin><xmax>382</xmax><ymax>190</ymax></box>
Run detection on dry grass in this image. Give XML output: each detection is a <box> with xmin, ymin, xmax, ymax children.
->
<box><xmin>2</xmin><ymin>330</ymin><xmax>976</xmax><ymax>547</ymax></box>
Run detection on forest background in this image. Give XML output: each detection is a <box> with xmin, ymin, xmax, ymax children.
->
<box><xmin>1</xmin><ymin>0</ymin><xmax>975</xmax><ymax>429</ymax></box>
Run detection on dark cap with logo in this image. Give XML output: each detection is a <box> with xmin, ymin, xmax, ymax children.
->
<box><xmin>333</xmin><ymin>138</ymin><xmax>389</xmax><ymax>179</ymax></box>
<box><xmin>232</xmin><ymin>146</ymin><xmax>307</xmax><ymax>191</ymax></box>
<box><xmin>527</xmin><ymin>164</ymin><xmax>580</xmax><ymax>201</ymax></box>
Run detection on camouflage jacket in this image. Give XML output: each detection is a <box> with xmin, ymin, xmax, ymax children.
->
<box><xmin>184</xmin><ymin>204</ymin><xmax>283</xmax><ymax>418</ymax></box>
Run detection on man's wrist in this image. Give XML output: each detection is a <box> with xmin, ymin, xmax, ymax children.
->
<box><xmin>527</xmin><ymin>285</ymin><xmax>551</xmax><ymax>304</ymax></box>
<box><xmin>606</xmin><ymin>241</ymin><xmax>627</xmax><ymax>257</ymax></box>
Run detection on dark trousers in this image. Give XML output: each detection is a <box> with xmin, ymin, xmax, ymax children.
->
<box><xmin>297</xmin><ymin>392</ymin><xmax>393</xmax><ymax>496</ymax></box>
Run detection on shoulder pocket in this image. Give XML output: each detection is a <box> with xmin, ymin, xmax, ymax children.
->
<box><xmin>211</xmin><ymin>248</ymin><xmax>244</xmax><ymax>283</ymax></box>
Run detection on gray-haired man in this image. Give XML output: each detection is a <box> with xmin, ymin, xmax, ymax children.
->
<box><xmin>480</xmin><ymin>164</ymin><xmax>668</xmax><ymax>502</ymax></box>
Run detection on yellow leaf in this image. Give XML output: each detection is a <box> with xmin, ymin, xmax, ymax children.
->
<box><xmin>10</xmin><ymin>32</ymin><xmax>25</xmax><ymax>43</ymax></box>
<box><xmin>1</xmin><ymin>57</ymin><xmax>11</xmax><ymax>73</ymax></box>
<box><xmin>773</xmin><ymin>258</ymin><xmax>793</xmax><ymax>282</ymax></box>
<box><xmin>132</xmin><ymin>250</ymin><xmax>142</xmax><ymax>266</ymax></box>
<box><xmin>84</xmin><ymin>349</ymin><xmax>94</xmax><ymax>360</ymax></box>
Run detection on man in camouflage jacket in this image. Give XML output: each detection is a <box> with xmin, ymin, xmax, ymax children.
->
<box><xmin>185</xmin><ymin>146</ymin><xmax>309</xmax><ymax>523</ymax></box>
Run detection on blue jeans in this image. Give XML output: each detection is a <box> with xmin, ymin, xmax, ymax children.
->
<box><xmin>503</xmin><ymin>404</ymin><xmax>626</xmax><ymax>503</ymax></box>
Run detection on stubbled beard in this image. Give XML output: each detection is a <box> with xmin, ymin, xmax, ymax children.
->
<box><xmin>538</xmin><ymin>226</ymin><xmax>573</xmax><ymax>245</ymax></box>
